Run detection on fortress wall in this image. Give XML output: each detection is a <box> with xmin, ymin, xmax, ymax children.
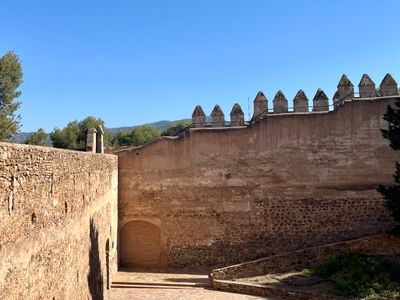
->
<box><xmin>117</xmin><ymin>97</ymin><xmax>398</xmax><ymax>267</ymax></box>
<box><xmin>0</xmin><ymin>143</ymin><xmax>118</xmax><ymax>300</ymax></box>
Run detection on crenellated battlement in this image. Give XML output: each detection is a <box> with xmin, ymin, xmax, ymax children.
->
<box><xmin>191</xmin><ymin>73</ymin><xmax>399</xmax><ymax>127</ymax></box>
<box><xmin>117</xmin><ymin>87</ymin><xmax>398</xmax><ymax>268</ymax></box>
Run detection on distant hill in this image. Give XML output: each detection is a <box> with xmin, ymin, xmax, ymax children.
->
<box><xmin>14</xmin><ymin>132</ymin><xmax>33</xmax><ymax>143</ymax></box>
<box><xmin>14</xmin><ymin>119</ymin><xmax>191</xmax><ymax>143</ymax></box>
<box><xmin>105</xmin><ymin>119</ymin><xmax>190</xmax><ymax>135</ymax></box>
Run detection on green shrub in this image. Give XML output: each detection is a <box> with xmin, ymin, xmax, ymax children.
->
<box><xmin>307</xmin><ymin>253</ymin><xmax>400</xmax><ymax>298</ymax></box>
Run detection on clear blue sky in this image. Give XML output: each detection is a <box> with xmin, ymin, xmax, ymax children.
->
<box><xmin>1</xmin><ymin>0</ymin><xmax>400</xmax><ymax>132</ymax></box>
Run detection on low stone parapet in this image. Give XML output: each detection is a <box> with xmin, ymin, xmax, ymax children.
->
<box><xmin>211</xmin><ymin>234</ymin><xmax>400</xmax><ymax>298</ymax></box>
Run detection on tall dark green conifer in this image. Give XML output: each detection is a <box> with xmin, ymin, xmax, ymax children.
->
<box><xmin>378</xmin><ymin>99</ymin><xmax>400</xmax><ymax>234</ymax></box>
<box><xmin>0</xmin><ymin>51</ymin><xmax>23</xmax><ymax>141</ymax></box>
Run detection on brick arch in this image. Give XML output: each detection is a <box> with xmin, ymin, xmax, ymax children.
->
<box><xmin>119</xmin><ymin>220</ymin><xmax>161</xmax><ymax>267</ymax></box>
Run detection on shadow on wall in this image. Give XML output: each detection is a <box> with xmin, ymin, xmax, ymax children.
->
<box><xmin>88</xmin><ymin>217</ymin><xmax>104</xmax><ymax>300</ymax></box>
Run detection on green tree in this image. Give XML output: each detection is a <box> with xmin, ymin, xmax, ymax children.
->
<box><xmin>161</xmin><ymin>120</ymin><xmax>191</xmax><ymax>136</ymax></box>
<box><xmin>50</xmin><ymin>116</ymin><xmax>108</xmax><ymax>149</ymax></box>
<box><xmin>378</xmin><ymin>99</ymin><xmax>400</xmax><ymax>235</ymax></box>
<box><xmin>111</xmin><ymin>125</ymin><xmax>161</xmax><ymax>147</ymax></box>
<box><xmin>0</xmin><ymin>51</ymin><xmax>23</xmax><ymax>141</ymax></box>
<box><xmin>111</xmin><ymin>130</ymin><xmax>132</xmax><ymax>146</ymax></box>
<box><xmin>77</xmin><ymin>116</ymin><xmax>106</xmax><ymax>146</ymax></box>
<box><xmin>50</xmin><ymin>121</ymin><xmax>80</xmax><ymax>148</ymax></box>
<box><xmin>130</xmin><ymin>125</ymin><xmax>160</xmax><ymax>145</ymax></box>
<box><xmin>24</xmin><ymin>128</ymin><xmax>48</xmax><ymax>146</ymax></box>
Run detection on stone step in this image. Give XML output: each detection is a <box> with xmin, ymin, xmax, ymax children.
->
<box><xmin>111</xmin><ymin>281</ymin><xmax>209</xmax><ymax>289</ymax></box>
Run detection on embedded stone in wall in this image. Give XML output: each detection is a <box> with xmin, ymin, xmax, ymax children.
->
<box><xmin>253</xmin><ymin>91</ymin><xmax>268</xmax><ymax>118</ymax></box>
<box><xmin>336</xmin><ymin>74</ymin><xmax>354</xmax><ymax>108</ymax></box>
<box><xmin>8</xmin><ymin>190</ymin><xmax>13</xmax><ymax>214</ymax></box>
<box><xmin>313</xmin><ymin>89</ymin><xmax>329</xmax><ymax>112</ymax></box>
<box><xmin>85</xmin><ymin>128</ymin><xmax>97</xmax><ymax>152</ymax></box>
<box><xmin>293</xmin><ymin>90</ymin><xmax>308</xmax><ymax>112</ymax></box>
<box><xmin>230</xmin><ymin>103</ymin><xmax>244</xmax><ymax>126</ymax></box>
<box><xmin>273</xmin><ymin>90</ymin><xmax>288</xmax><ymax>113</ymax></box>
<box><xmin>211</xmin><ymin>105</ymin><xmax>225</xmax><ymax>127</ymax></box>
<box><xmin>222</xmin><ymin>200</ymin><xmax>250</xmax><ymax>213</ymax></box>
<box><xmin>0</xmin><ymin>142</ymin><xmax>118</xmax><ymax>300</ymax></box>
<box><xmin>192</xmin><ymin>105</ymin><xmax>206</xmax><ymax>127</ymax></box>
<box><xmin>96</xmin><ymin>124</ymin><xmax>104</xmax><ymax>154</ymax></box>
<box><xmin>380</xmin><ymin>73</ymin><xmax>398</xmax><ymax>96</ymax></box>
<box><xmin>358</xmin><ymin>74</ymin><xmax>376</xmax><ymax>98</ymax></box>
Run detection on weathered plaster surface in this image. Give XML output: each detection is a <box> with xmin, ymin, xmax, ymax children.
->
<box><xmin>0</xmin><ymin>143</ymin><xmax>118</xmax><ymax>300</ymax></box>
<box><xmin>117</xmin><ymin>98</ymin><xmax>397</xmax><ymax>267</ymax></box>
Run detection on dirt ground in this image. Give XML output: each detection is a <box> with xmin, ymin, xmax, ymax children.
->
<box><xmin>236</xmin><ymin>271</ymin><xmax>335</xmax><ymax>295</ymax></box>
<box><xmin>109</xmin><ymin>268</ymin><xmax>279</xmax><ymax>300</ymax></box>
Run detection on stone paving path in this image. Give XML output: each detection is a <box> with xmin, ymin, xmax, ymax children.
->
<box><xmin>109</xmin><ymin>268</ymin><xmax>279</xmax><ymax>300</ymax></box>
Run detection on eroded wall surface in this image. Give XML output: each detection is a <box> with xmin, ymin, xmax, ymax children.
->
<box><xmin>117</xmin><ymin>98</ymin><xmax>397</xmax><ymax>267</ymax></box>
<box><xmin>0</xmin><ymin>143</ymin><xmax>118</xmax><ymax>300</ymax></box>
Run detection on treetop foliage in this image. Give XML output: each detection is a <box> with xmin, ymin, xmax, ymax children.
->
<box><xmin>161</xmin><ymin>120</ymin><xmax>191</xmax><ymax>136</ymax></box>
<box><xmin>0</xmin><ymin>51</ymin><xmax>23</xmax><ymax>141</ymax></box>
<box><xmin>110</xmin><ymin>120</ymin><xmax>192</xmax><ymax>147</ymax></box>
<box><xmin>111</xmin><ymin>125</ymin><xmax>160</xmax><ymax>147</ymax></box>
<box><xmin>378</xmin><ymin>99</ymin><xmax>400</xmax><ymax>235</ymax></box>
<box><xmin>23</xmin><ymin>128</ymin><xmax>48</xmax><ymax>146</ymax></box>
<box><xmin>50</xmin><ymin>116</ymin><xmax>106</xmax><ymax>149</ymax></box>
<box><xmin>37</xmin><ymin>115</ymin><xmax>190</xmax><ymax>149</ymax></box>
<box><xmin>381</xmin><ymin>100</ymin><xmax>400</xmax><ymax>151</ymax></box>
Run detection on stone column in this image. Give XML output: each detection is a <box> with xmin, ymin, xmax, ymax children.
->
<box><xmin>380</xmin><ymin>73</ymin><xmax>398</xmax><ymax>96</ymax></box>
<box><xmin>230</xmin><ymin>103</ymin><xmax>244</xmax><ymax>126</ymax></box>
<box><xmin>358</xmin><ymin>74</ymin><xmax>376</xmax><ymax>98</ymax></box>
<box><xmin>253</xmin><ymin>91</ymin><xmax>268</xmax><ymax>118</ymax></box>
<box><xmin>211</xmin><ymin>105</ymin><xmax>225</xmax><ymax>127</ymax></box>
<box><xmin>293</xmin><ymin>90</ymin><xmax>308</xmax><ymax>112</ymax></box>
<box><xmin>85</xmin><ymin>128</ymin><xmax>97</xmax><ymax>153</ymax></box>
<box><xmin>192</xmin><ymin>105</ymin><xmax>206</xmax><ymax>127</ymax></box>
<box><xmin>312</xmin><ymin>89</ymin><xmax>329</xmax><ymax>112</ymax></box>
<box><xmin>96</xmin><ymin>124</ymin><xmax>104</xmax><ymax>154</ymax></box>
<box><xmin>273</xmin><ymin>90</ymin><xmax>288</xmax><ymax>113</ymax></box>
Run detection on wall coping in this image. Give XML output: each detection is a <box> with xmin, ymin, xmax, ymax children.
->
<box><xmin>0</xmin><ymin>142</ymin><xmax>117</xmax><ymax>158</ymax></box>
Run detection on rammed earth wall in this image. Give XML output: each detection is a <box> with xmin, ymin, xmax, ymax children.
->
<box><xmin>0</xmin><ymin>143</ymin><xmax>118</xmax><ymax>300</ymax></box>
<box><xmin>117</xmin><ymin>97</ymin><xmax>398</xmax><ymax>268</ymax></box>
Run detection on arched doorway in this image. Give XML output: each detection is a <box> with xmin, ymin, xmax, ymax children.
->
<box><xmin>120</xmin><ymin>220</ymin><xmax>161</xmax><ymax>267</ymax></box>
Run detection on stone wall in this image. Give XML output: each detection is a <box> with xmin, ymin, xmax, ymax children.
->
<box><xmin>117</xmin><ymin>96</ymin><xmax>398</xmax><ymax>268</ymax></box>
<box><xmin>211</xmin><ymin>234</ymin><xmax>400</xmax><ymax>280</ymax></box>
<box><xmin>211</xmin><ymin>234</ymin><xmax>400</xmax><ymax>299</ymax></box>
<box><xmin>0</xmin><ymin>143</ymin><xmax>118</xmax><ymax>300</ymax></box>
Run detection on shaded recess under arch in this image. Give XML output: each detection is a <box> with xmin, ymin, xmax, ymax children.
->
<box><xmin>120</xmin><ymin>220</ymin><xmax>161</xmax><ymax>267</ymax></box>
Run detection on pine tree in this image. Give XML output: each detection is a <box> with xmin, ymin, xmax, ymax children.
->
<box><xmin>50</xmin><ymin>116</ymin><xmax>107</xmax><ymax>149</ymax></box>
<box><xmin>0</xmin><ymin>51</ymin><xmax>23</xmax><ymax>141</ymax></box>
<box><xmin>378</xmin><ymin>99</ymin><xmax>400</xmax><ymax>235</ymax></box>
<box><xmin>24</xmin><ymin>128</ymin><xmax>48</xmax><ymax>146</ymax></box>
